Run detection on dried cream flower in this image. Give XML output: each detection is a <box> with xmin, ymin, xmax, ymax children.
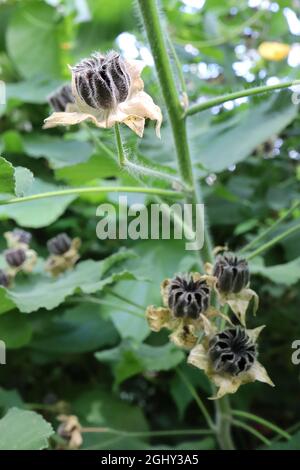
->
<box><xmin>188</xmin><ymin>315</ymin><xmax>274</xmax><ymax>399</ymax></box>
<box><xmin>43</xmin><ymin>51</ymin><xmax>162</xmax><ymax>138</ymax></box>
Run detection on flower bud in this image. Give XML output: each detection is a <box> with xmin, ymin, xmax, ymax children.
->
<box><xmin>5</xmin><ymin>248</ymin><xmax>26</xmax><ymax>268</ymax></box>
<box><xmin>13</xmin><ymin>228</ymin><xmax>32</xmax><ymax>245</ymax></box>
<box><xmin>72</xmin><ymin>51</ymin><xmax>131</xmax><ymax>110</ymax></box>
<box><xmin>48</xmin><ymin>84</ymin><xmax>74</xmax><ymax>112</ymax></box>
<box><xmin>213</xmin><ymin>254</ymin><xmax>249</xmax><ymax>294</ymax></box>
<box><xmin>0</xmin><ymin>269</ymin><xmax>9</xmax><ymax>287</ymax></box>
<box><xmin>47</xmin><ymin>233</ymin><xmax>72</xmax><ymax>255</ymax></box>
<box><xmin>208</xmin><ymin>327</ymin><xmax>256</xmax><ymax>376</ymax></box>
<box><xmin>168</xmin><ymin>274</ymin><xmax>210</xmax><ymax>319</ymax></box>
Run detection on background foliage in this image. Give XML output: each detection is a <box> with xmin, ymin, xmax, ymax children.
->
<box><xmin>0</xmin><ymin>0</ymin><xmax>299</xmax><ymax>450</ymax></box>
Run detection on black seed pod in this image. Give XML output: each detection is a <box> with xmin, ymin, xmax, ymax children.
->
<box><xmin>11</xmin><ymin>228</ymin><xmax>32</xmax><ymax>245</ymax></box>
<box><xmin>168</xmin><ymin>274</ymin><xmax>210</xmax><ymax>319</ymax></box>
<box><xmin>48</xmin><ymin>84</ymin><xmax>75</xmax><ymax>112</ymax></box>
<box><xmin>5</xmin><ymin>248</ymin><xmax>26</xmax><ymax>268</ymax></box>
<box><xmin>72</xmin><ymin>51</ymin><xmax>131</xmax><ymax>110</ymax></box>
<box><xmin>209</xmin><ymin>327</ymin><xmax>256</xmax><ymax>376</ymax></box>
<box><xmin>0</xmin><ymin>269</ymin><xmax>9</xmax><ymax>287</ymax></box>
<box><xmin>213</xmin><ymin>254</ymin><xmax>249</xmax><ymax>294</ymax></box>
<box><xmin>47</xmin><ymin>233</ymin><xmax>72</xmax><ymax>255</ymax></box>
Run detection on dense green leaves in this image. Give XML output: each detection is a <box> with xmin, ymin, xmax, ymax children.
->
<box><xmin>0</xmin><ymin>178</ymin><xmax>76</xmax><ymax>227</ymax></box>
<box><xmin>22</xmin><ymin>134</ymin><xmax>94</xmax><ymax>169</ymax></box>
<box><xmin>5</xmin><ymin>250</ymin><xmax>137</xmax><ymax>313</ymax></box>
<box><xmin>190</xmin><ymin>93</ymin><xmax>298</xmax><ymax>173</ymax></box>
<box><xmin>6</xmin><ymin>1</ymin><xmax>64</xmax><ymax>79</ymax></box>
<box><xmin>95</xmin><ymin>342</ymin><xmax>184</xmax><ymax>386</ymax></box>
<box><xmin>0</xmin><ymin>408</ymin><xmax>53</xmax><ymax>450</ymax></box>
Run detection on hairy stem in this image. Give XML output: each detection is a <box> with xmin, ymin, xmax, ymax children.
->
<box><xmin>186</xmin><ymin>80</ymin><xmax>300</xmax><ymax>117</ymax></box>
<box><xmin>215</xmin><ymin>396</ymin><xmax>235</xmax><ymax>450</ymax></box>
<box><xmin>138</xmin><ymin>0</ymin><xmax>213</xmax><ymax>263</ymax></box>
<box><xmin>240</xmin><ymin>200</ymin><xmax>300</xmax><ymax>254</ymax></box>
<box><xmin>138</xmin><ymin>0</ymin><xmax>233</xmax><ymax>449</ymax></box>
<box><xmin>246</xmin><ymin>222</ymin><xmax>300</xmax><ymax>260</ymax></box>
<box><xmin>0</xmin><ymin>186</ymin><xmax>184</xmax><ymax>206</ymax></box>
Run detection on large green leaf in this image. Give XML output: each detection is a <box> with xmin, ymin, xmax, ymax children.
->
<box><xmin>0</xmin><ymin>408</ymin><xmax>53</xmax><ymax>450</ymax></box>
<box><xmin>0</xmin><ymin>311</ymin><xmax>32</xmax><ymax>348</ymax></box>
<box><xmin>31</xmin><ymin>304</ymin><xmax>119</xmax><ymax>354</ymax></box>
<box><xmin>189</xmin><ymin>93</ymin><xmax>298</xmax><ymax>173</ymax></box>
<box><xmin>0</xmin><ymin>288</ymin><xmax>15</xmax><ymax>315</ymax></box>
<box><xmin>56</xmin><ymin>153</ymin><xmax>120</xmax><ymax>184</ymax></box>
<box><xmin>73</xmin><ymin>388</ymin><xmax>149</xmax><ymax>431</ymax></box>
<box><xmin>5</xmin><ymin>250</ymin><xmax>137</xmax><ymax>313</ymax></box>
<box><xmin>6</xmin><ymin>78</ymin><xmax>63</xmax><ymax>104</ymax></box>
<box><xmin>0</xmin><ymin>156</ymin><xmax>14</xmax><ymax>195</ymax></box>
<box><xmin>22</xmin><ymin>134</ymin><xmax>93</xmax><ymax>169</ymax></box>
<box><xmin>6</xmin><ymin>1</ymin><xmax>63</xmax><ymax>79</ymax></box>
<box><xmin>95</xmin><ymin>341</ymin><xmax>185</xmax><ymax>386</ymax></box>
<box><xmin>250</xmin><ymin>257</ymin><xmax>300</xmax><ymax>286</ymax></box>
<box><xmin>0</xmin><ymin>178</ymin><xmax>76</xmax><ymax>228</ymax></box>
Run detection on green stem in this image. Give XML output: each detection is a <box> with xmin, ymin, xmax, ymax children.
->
<box><xmin>82</xmin><ymin>123</ymin><xmax>115</xmax><ymax>160</ymax></box>
<box><xmin>0</xmin><ymin>185</ymin><xmax>184</xmax><ymax>206</ymax></box>
<box><xmin>232</xmin><ymin>410</ymin><xmax>291</xmax><ymax>441</ymax></box>
<box><xmin>138</xmin><ymin>0</ymin><xmax>193</xmax><ymax>186</ymax></box>
<box><xmin>106</xmin><ymin>289</ymin><xmax>146</xmax><ymax>311</ymax></box>
<box><xmin>240</xmin><ymin>200</ymin><xmax>300</xmax><ymax>254</ymax></box>
<box><xmin>185</xmin><ymin>80</ymin><xmax>300</xmax><ymax>117</ymax></box>
<box><xmin>176</xmin><ymin>368</ymin><xmax>215</xmax><ymax>430</ymax></box>
<box><xmin>137</xmin><ymin>0</ymin><xmax>214</xmax><ymax>264</ymax></box>
<box><xmin>215</xmin><ymin>396</ymin><xmax>235</xmax><ymax>450</ymax></box>
<box><xmin>71</xmin><ymin>296</ymin><xmax>144</xmax><ymax>319</ymax></box>
<box><xmin>246</xmin><ymin>222</ymin><xmax>300</xmax><ymax>260</ymax></box>
<box><xmin>231</xmin><ymin>419</ymin><xmax>271</xmax><ymax>447</ymax></box>
<box><xmin>81</xmin><ymin>427</ymin><xmax>213</xmax><ymax>437</ymax></box>
<box><xmin>139</xmin><ymin>0</ymin><xmax>233</xmax><ymax>450</ymax></box>
<box><xmin>124</xmin><ymin>158</ymin><xmax>187</xmax><ymax>190</ymax></box>
<box><xmin>114</xmin><ymin>123</ymin><xmax>125</xmax><ymax>166</ymax></box>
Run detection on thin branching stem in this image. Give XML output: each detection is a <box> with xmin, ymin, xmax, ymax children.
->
<box><xmin>240</xmin><ymin>200</ymin><xmax>300</xmax><ymax>254</ymax></box>
<box><xmin>185</xmin><ymin>80</ymin><xmax>300</xmax><ymax>117</ymax></box>
<box><xmin>0</xmin><ymin>186</ymin><xmax>184</xmax><ymax>206</ymax></box>
<box><xmin>246</xmin><ymin>222</ymin><xmax>300</xmax><ymax>260</ymax></box>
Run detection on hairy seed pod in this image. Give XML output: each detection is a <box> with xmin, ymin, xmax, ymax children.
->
<box><xmin>47</xmin><ymin>233</ymin><xmax>72</xmax><ymax>255</ymax></box>
<box><xmin>168</xmin><ymin>274</ymin><xmax>210</xmax><ymax>319</ymax></box>
<box><xmin>209</xmin><ymin>327</ymin><xmax>256</xmax><ymax>376</ymax></box>
<box><xmin>72</xmin><ymin>51</ymin><xmax>131</xmax><ymax>110</ymax></box>
<box><xmin>5</xmin><ymin>248</ymin><xmax>26</xmax><ymax>268</ymax></box>
<box><xmin>0</xmin><ymin>269</ymin><xmax>9</xmax><ymax>287</ymax></box>
<box><xmin>213</xmin><ymin>254</ymin><xmax>249</xmax><ymax>294</ymax></box>
<box><xmin>48</xmin><ymin>84</ymin><xmax>75</xmax><ymax>112</ymax></box>
<box><xmin>11</xmin><ymin>228</ymin><xmax>32</xmax><ymax>245</ymax></box>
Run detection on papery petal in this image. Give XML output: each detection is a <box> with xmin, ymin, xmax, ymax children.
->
<box><xmin>126</xmin><ymin>59</ymin><xmax>146</xmax><ymax>95</ymax></box>
<box><xmin>217</xmin><ymin>287</ymin><xmax>258</xmax><ymax>326</ymax></box>
<box><xmin>199</xmin><ymin>313</ymin><xmax>216</xmax><ymax>337</ymax></box>
<box><xmin>187</xmin><ymin>343</ymin><xmax>209</xmax><ymax>371</ymax></box>
<box><xmin>146</xmin><ymin>305</ymin><xmax>171</xmax><ymax>332</ymax></box>
<box><xmin>118</xmin><ymin>91</ymin><xmax>162</xmax><ymax>138</ymax></box>
<box><xmin>160</xmin><ymin>278</ymin><xmax>171</xmax><ymax>307</ymax></box>
<box><xmin>245</xmin><ymin>360</ymin><xmax>275</xmax><ymax>387</ymax></box>
<box><xmin>247</xmin><ymin>325</ymin><xmax>265</xmax><ymax>344</ymax></box>
<box><xmin>170</xmin><ymin>321</ymin><xmax>198</xmax><ymax>350</ymax></box>
<box><xmin>210</xmin><ymin>374</ymin><xmax>241</xmax><ymax>400</ymax></box>
<box><xmin>43</xmin><ymin>111</ymin><xmax>100</xmax><ymax>129</ymax></box>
